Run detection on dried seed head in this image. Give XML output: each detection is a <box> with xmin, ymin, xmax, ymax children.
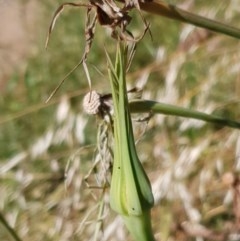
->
<box><xmin>83</xmin><ymin>91</ymin><xmax>101</xmax><ymax>115</ymax></box>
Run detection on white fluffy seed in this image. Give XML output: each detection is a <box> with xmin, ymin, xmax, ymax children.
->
<box><xmin>83</xmin><ymin>91</ymin><xmax>101</xmax><ymax>115</ymax></box>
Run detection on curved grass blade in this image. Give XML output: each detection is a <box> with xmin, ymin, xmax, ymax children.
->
<box><xmin>45</xmin><ymin>2</ymin><xmax>92</xmax><ymax>49</ymax></box>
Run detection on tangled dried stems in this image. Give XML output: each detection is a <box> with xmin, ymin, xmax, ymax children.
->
<box><xmin>45</xmin><ymin>0</ymin><xmax>150</xmax><ymax>102</ymax></box>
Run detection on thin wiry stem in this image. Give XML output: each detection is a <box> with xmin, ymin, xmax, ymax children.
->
<box><xmin>0</xmin><ymin>212</ymin><xmax>22</xmax><ymax>241</ymax></box>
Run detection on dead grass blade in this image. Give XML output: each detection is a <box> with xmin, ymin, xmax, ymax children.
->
<box><xmin>45</xmin><ymin>2</ymin><xmax>92</xmax><ymax>49</ymax></box>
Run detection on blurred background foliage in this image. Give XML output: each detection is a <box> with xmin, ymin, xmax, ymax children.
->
<box><xmin>1</xmin><ymin>0</ymin><xmax>240</xmax><ymax>240</ymax></box>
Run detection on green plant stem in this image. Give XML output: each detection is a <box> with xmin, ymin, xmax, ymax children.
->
<box><xmin>0</xmin><ymin>212</ymin><xmax>22</xmax><ymax>241</ymax></box>
<box><xmin>129</xmin><ymin>99</ymin><xmax>240</xmax><ymax>129</ymax></box>
<box><xmin>118</xmin><ymin>0</ymin><xmax>240</xmax><ymax>39</ymax></box>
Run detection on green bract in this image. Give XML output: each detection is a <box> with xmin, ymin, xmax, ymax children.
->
<box><xmin>107</xmin><ymin>43</ymin><xmax>155</xmax><ymax>241</ymax></box>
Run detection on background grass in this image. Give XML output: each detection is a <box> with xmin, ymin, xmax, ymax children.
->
<box><xmin>1</xmin><ymin>0</ymin><xmax>240</xmax><ymax>240</ymax></box>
